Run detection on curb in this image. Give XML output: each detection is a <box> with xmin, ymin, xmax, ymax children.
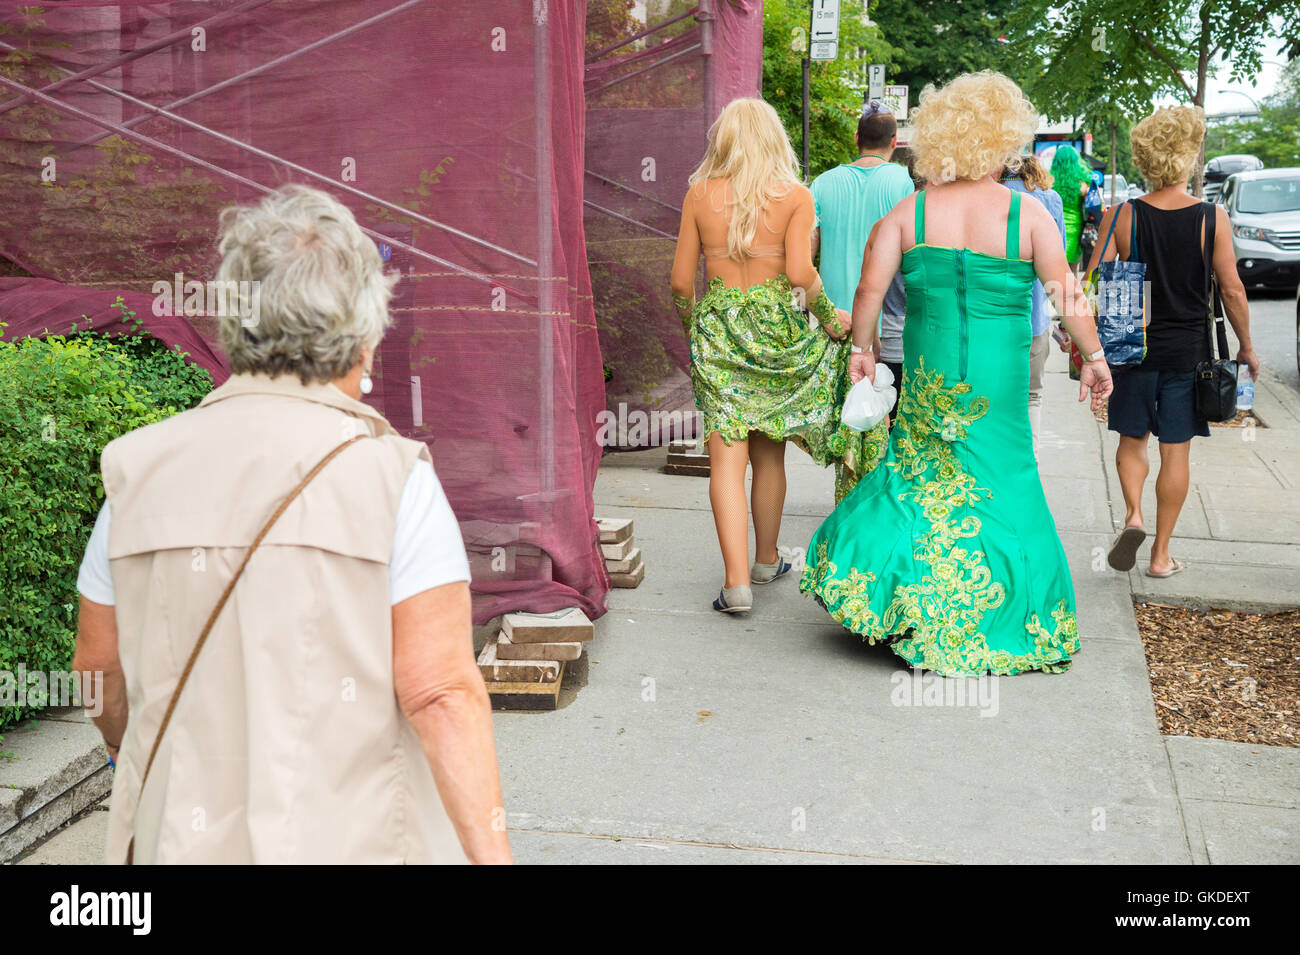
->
<box><xmin>0</xmin><ymin>709</ymin><xmax>112</xmax><ymax>863</ymax></box>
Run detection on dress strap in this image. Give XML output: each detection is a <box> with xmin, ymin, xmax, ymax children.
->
<box><xmin>915</xmin><ymin>190</ymin><xmax>926</xmax><ymax>245</ymax></box>
<box><xmin>1005</xmin><ymin>190</ymin><xmax>1021</xmax><ymax>259</ymax></box>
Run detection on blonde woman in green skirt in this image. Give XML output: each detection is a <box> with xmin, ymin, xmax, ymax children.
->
<box><xmin>670</xmin><ymin>98</ymin><xmax>887</xmax><ymax>615</ymax></box>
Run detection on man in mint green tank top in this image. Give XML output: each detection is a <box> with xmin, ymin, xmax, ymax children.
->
<box><xmin>810</xmin><ymin>103</ymin><xmax>915</xmax><ymax>314</ymax></box>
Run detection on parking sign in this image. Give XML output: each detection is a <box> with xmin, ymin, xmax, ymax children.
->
<box><xmin>809</xmin><ymin>0</ymin><xmax>840</xmax><ymax>61</ymax></box>
<box><xmin>881</xmin><ymin>84</ymin><xmax>908</xmax><ymax>119</ymax></box>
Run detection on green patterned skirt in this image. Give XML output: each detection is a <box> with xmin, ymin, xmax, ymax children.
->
<box><xmin>689</xmin><ymin>275</ymin><xmax>887</xmax><ymax>496</ymax></box>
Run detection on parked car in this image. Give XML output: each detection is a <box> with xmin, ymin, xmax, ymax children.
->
<box><xmin>1221</xmin><ymin>168</ymin><xmax>1300</xmax><ymax>291</ymax></box>
<box><xmin>1102</xmin><ymin>173</ymin><xmax>1128</xmax><ymax>206</ymax></box>
<box><xmin>1205</xmin><ymin>153</ymin><xmax>1264</xmax><ymax>203</ymax></box>
<box><xmin>1126</xmin><ymin>183</ymin><xmax>1146</xmax><ymax>200</ymax></box>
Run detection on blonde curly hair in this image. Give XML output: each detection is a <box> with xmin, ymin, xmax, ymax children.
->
<box><xmin>911</xmin><ymin>71</ymin><xmax>1039</xmax><ymax>183</ymax></box>
<box><xmin>1130</xmin><ymin>106</ymin><xmax>1206</xmax><ymax>189</ymax></box>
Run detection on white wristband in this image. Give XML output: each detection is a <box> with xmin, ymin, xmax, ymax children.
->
<box><xmin>850</xmin><ymin>344</ymin><xmax>864</xmax><ymax>354</ymax></box>
<box><xmin>1086</xmin><ymin>348</ymin><xmax>1105</xmax><ymax>362</ymax></box>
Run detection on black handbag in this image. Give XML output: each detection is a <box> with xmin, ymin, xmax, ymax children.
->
<box><xmin>1192</xmin><ymin>204</ymin><xmax>1237</xmax><ymax>422</ymax></box>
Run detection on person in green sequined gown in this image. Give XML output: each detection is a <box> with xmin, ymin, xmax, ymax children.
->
<box><xmin>671</xmin><ymin>98</ymin><xmax>889</xmax><ymax>614</ymax></box>
<box><xmin>800</xmin><ymin>72</ymin><xmax>1114</xmax><ymax>676</ymax></box>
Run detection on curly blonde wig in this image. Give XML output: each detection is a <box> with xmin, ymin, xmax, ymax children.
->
<box><xmin>911</xmin><ymin>71</ymin><xmax>1039</xmax><ymax>183</ymax></box>
<box><xmin>1130</xmin><ymin>106</ymin><xmax>1206</xmax><ymax>189</ymax></box>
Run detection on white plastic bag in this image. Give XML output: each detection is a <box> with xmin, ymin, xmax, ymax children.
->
<box><xmin>840</xmin><ymin>362</ymin><xmax>896</xmax><ymax>432</ymax></box>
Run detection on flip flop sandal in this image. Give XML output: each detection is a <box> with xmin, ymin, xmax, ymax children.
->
<box><xmin>1107</xmin><ymin>526</ymin><xmax>1146</xmax><ymax>571</ymax></box>
<box><xmin>1145</xmin><ymin>559</ymin><xmax>1186</xmax><ymax>579</ymax></box>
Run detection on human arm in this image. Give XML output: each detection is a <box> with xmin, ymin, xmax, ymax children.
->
<box><xmin>73</xmin><ymin>597</ymin><xmax>127</xmax><ymax>763</ymax></box>
<box><xmin>784</xmin><ymin>185</ymin><xmax>846</xmax><ymax>338</ymax></box>
<box><xmin>809</xmin><ymin>178</ymin><xmax>822</xmax><ymax>261</ymax></box>
<box><xmin>1028</xmin><ymin>199</ymin><xmax>1112</xmax><ymax>409</ymax></box>
<box><xmin>670</xmin><ymin>187</ymin><xmax>702</xmax><ymax>336</ymax></box>
<box><xmin>393</xmin><ymin>581</ymin><xmax>512</xmax><ymax>865</ymax></box>
<box><xmin>1212</xmin><ymin>205</ymin><xmax>1258</xmax><ymax>379</ymax></box>
<box><xmin>848</xmin><ymin>208</ymin><xmax>906</xmax><ymax>383</ymax></box>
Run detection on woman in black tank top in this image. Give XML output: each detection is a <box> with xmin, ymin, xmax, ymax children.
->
<box><xmin>1086</xmin><ymin>106</ymin><xmax>1258</xmax><ymax>581</ymax></box>
<box><xmin>1132</xmin><ymin>200</ymin><xmax>1214</xmax><ymax>371</ymax></box>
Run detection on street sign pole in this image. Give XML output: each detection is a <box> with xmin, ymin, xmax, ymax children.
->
<box><xmin>802</xmin><ymin>49</ymin><xmax>810</xmax><ymax>181</ymax></box>
<box><xmin>804</xmin><ymin>0</ymin><xmax>840</xmax><ymax>181</ymax></box>
<box><xmin>867</xmin><ymin>63</ymin><xmax>884</xmax><ymax>103</ymax></box>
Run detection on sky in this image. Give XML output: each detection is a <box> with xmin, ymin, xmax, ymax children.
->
<box><xmin>1201</xmin><ymin>53</ymin><xmax>1288</xmax><ymax>116</ymax></box>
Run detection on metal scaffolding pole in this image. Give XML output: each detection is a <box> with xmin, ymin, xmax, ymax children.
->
<box><xmin>534</xmin><ymin>0</ymin><xmax>556</xmax><ymax>499</ymax></box>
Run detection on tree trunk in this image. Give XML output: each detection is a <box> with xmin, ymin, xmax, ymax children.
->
<box><xmin>1192</xmin><ymin>2</ymin><xmax>1211</xmax><ymax>196</ymax></box>
<box><xmin>1110</xmin><ymin>121</ymin><xmax>1118</xmax><ymax>205</ymax></box>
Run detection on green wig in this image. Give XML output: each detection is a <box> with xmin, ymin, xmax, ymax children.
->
<box><xmin>1050</xmin><ymin>144</ymin><xmax>1090</xmax><ymax>201</ymax></box>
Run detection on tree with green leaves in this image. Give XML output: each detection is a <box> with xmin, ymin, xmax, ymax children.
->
<box><xmin>870</xmin><ymin>0</ymin><xmax>1024</xmax><ymax>96</ymax></box>
<box><xmin>762</xmin><ymin>0</ymin><xmax>894</xmax><ymax>179</ymax></box>
<box><xmin>1009</xmin><ymin>1</ymin><xmax>1300</xmax><ymax>193</ymax></box>
<box><xmin>1206</xmin><ymin>60</ymin><xmax>1300</xmax><ymax>167</ymax></box>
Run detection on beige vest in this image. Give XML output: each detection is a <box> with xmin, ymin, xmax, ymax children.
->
<box><xmin>101</xmin><ymin>373</ymin><xmax>468</xmax><ymax>864</ymax></box>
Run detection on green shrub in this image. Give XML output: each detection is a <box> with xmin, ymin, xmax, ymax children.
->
<box><xmin>0</xmin><ymin>310</ymin><xmax>213</xmax><ymax>735</ymax></box>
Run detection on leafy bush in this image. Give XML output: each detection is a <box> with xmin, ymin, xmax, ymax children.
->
<box><xmin>0</xmin><ymin>313</ymin><xmax>213</xmax><ymax>734</ymax></box>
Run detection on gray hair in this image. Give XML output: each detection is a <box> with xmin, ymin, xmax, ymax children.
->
<box><xmin>215</xmin><ymin>184</ymin><xmax>397</xmax><ymax>383</ymax></box>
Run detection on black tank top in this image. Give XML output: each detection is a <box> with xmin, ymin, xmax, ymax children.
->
<box><xmin>1132</xmin><ymin>200</ymin><xmax>1213</xmax><ymax>372</ymax></box>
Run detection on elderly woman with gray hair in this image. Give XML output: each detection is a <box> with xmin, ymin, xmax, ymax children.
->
<box><xmin>72</xmin><ymin>184</ymin><xmax>512</xmax><ymax>864</ymax></box>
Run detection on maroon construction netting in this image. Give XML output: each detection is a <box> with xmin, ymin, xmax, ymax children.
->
<box><xmin>0</xmin><ymin>277</ymin><xmax>230</xmax><ymax>384</ymax></box>
<box><xmin>584</xmin><ymin>1</ymin><xmax>762</xmax><ymax>447</ymax></box>
<box><xmin>0</xmin><ymin>0</ymin><xmax>613</xmax><ymax>623</ymax></box>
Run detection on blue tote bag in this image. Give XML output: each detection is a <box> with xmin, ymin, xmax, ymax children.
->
<box><xmin>1087</xmin><ymin>201</ymin><xmax>1147</xmax><ymax>366</ymax></box>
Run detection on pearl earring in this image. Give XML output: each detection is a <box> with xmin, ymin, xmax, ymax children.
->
<box><xmin>360</xmin><ymin>370</ymin><xmax>373</xmax><ymax>395</ymax></box>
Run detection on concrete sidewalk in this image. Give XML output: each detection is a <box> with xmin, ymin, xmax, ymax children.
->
<box><xmin>14</xmin><ymin>354</ymin><xmax>1298</xmax><ymax>865</ymax></box>
<box><xmin>487</xmin><ymin>351</ymin><xmax>1298</xmax><ymax>864</ymax></box>
<box><xmin>1103</xmin><ymin>356</ymin><xmax>1300</xmax><ymax>611</ymax></box>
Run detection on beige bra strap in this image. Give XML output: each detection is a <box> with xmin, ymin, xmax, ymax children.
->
<box><xmin>125</xmin><ymin>432</ymin><xmax>368</xmax><ymax>864</ymax></box>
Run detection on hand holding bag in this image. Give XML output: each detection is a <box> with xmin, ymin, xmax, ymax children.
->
<box><xmin>1193</xmin><ymin>203</ymin><xmax>1238</xmax><ymax>422</ymax></box>
<box><xmin>1088</xmin><ymin>201</ymin><xmax>1147</xmax><ymax>366</ymax></box>
<box><xmin>841</xmin><ymin>362</ymin><xmax>896</xmax><ymax>432</ymax></box>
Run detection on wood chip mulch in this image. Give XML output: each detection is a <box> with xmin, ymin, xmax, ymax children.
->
<box><xmin>1092</xmin><ymin>403</ymin><xmax>1264</xmax><ymax>429</ymax></box>
<box><xmin>1133</xmin><ymin>602</ymin><xmax>1300</xmax><ymax>747</ymax></box>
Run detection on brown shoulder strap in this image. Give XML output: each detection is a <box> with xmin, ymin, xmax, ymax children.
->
<box><xmin>126</xmin><ymin>433</ymin><xmax>367</xmax><ymax>863</ymax></box>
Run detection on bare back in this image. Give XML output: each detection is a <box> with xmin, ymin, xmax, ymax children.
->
<box><xmin>895</xmin><ymin>179</ymin><xmax>1035</xmax><ymax>259</ymax></box>
<box><xmin>671</xmin><ymin>178</ymin><xmax>820</xmax><ymax>295</ymax></box>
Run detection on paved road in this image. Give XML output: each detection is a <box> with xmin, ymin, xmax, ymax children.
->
<box><xmin>1245</xmin><ymin>288</ymin><xmax>1297</xmax><ymax>397</ymax></box>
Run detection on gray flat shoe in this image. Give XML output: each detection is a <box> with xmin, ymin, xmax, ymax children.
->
<box><xmin>713</xmin><ymin>584</ymin><xmax>753</xmax><ymax>614</ymax></box>
<box><xmin>752</xmin><ymin>546</ymin><xmax>795</xmax><ymax>585</ymax></box>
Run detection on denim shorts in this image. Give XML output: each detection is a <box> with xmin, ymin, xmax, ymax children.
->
<box><xmin>1107</xmin><ymin>367</ymin><xmax>1210</xmax><ymax>444</ymax></box>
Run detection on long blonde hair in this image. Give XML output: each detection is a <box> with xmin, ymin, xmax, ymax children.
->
<box><xmin>1004</xmin><ymin>153</ymin><xmax>1054</xmax><ymax>192</ymax></box>
<box><xmin>689</xmin><ymin>98</ymin><xmax>801</xmax><ymax>259</ymax></box>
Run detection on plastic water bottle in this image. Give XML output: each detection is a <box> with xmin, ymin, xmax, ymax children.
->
<box><xmin>1236</xmin><ymin>366</ymin><xmax>1254</xmax><ymax>411</ymax></box>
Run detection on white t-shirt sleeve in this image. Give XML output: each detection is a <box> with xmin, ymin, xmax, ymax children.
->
<box><xmin>77</xmin><ymin>502</ymin><xmax>116</xmax><ymax>606</ymax></box>
<box><xmin>388</xmin><ymin>459</ymin><xmax>471</xmax><ymax>605</ymax></box>
<box><xmin>75</xmin><ymin>461</ymin><xmax>470</xmax><ymax>609</ymax></box>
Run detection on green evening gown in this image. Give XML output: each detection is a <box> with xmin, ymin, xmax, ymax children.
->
<box><xmin>799</xmin><ymin>190</ymin><xmax>1081</xmax><ymax>676</ymax></box>
<box><xmin>690</xmin><ymin>274</ymin><xmax>889</xmax><ymax>497</ymax></box>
